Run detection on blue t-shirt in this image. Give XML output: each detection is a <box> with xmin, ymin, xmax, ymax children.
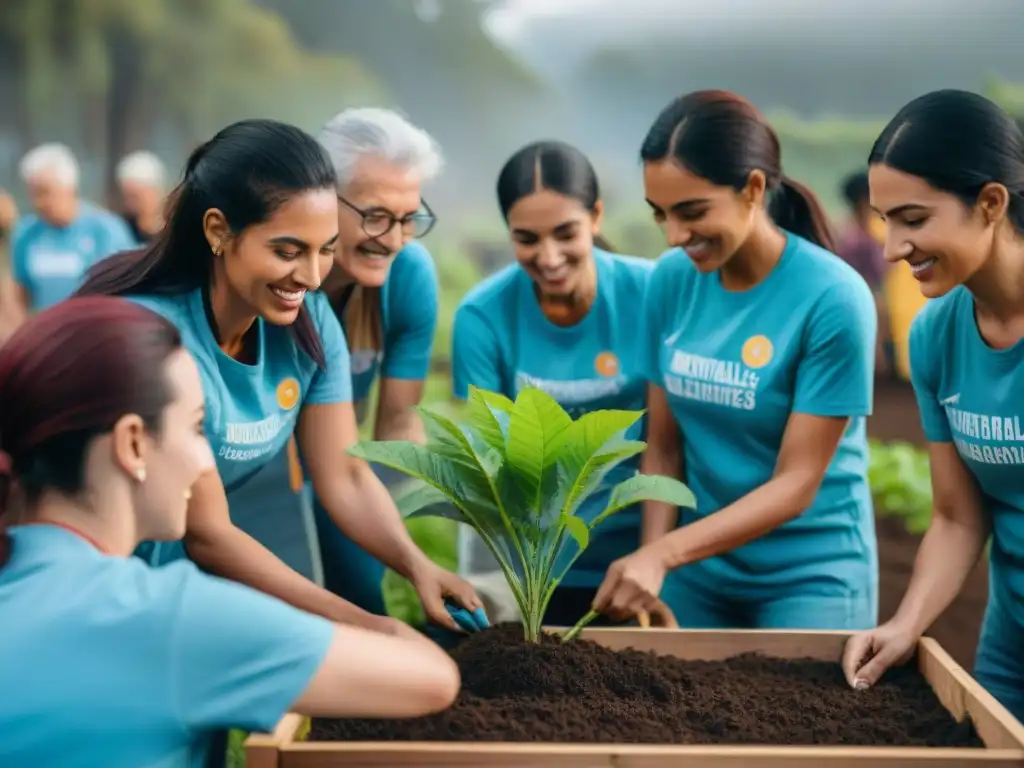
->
<box><xmin>127</xmin><ymin>289</ymin><xmax>352</xmax><ymax>564</ymax></box>
<box><xmin>348</xmin><ymin>241</ymin><xmax>438</xmax><ymax>409</ymax></box>
<box><xmin>12</xmin><ymin>203</ymin><xmax>137</xmax><ymax>311</ymax></box>
<box><xmin>908</xmin><ymin>287</ymin><xmax>1024</xmax><ymax>622</ymax></box>
<box><xmin>0</xmin><ymin>524</ymin><xmax>334</xmax><ymax>768</ymax></box>
<box><xmin>642</xmin><ymin>231</ymin><xmax>878</xmax><ymax>598</ymax></box>
<box><xmin>452</xmin><ymin>249</ymin><xmax>653</xmax><ymax>588</ymax></box>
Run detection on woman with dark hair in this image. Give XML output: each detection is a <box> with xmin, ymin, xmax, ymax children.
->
<box><xmin>842</xmin><ymin>90</ymin><xmax>1024</xmax><ymax>722</ymax></box>
<box><xmin>592</xmin><ymin>90</ymin><xmax>879</xmax><ymax>631</ymax></box>
<box><xmin>451</xmin><ymin>140</ymin><xmax>673</xmax><ymax>627</ymax></box>
<box><xmin>77</xmin><ymin>118</ymin><xmax>483</xmax><ymax>637</ymax></box>
<box><xmin>0</xmin><ymin>298</ymin><xmax>460</xmax><ymax>767</ymax></box>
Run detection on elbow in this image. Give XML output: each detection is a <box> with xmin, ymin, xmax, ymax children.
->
<box><xmin>782</xmin><ymin>471</ymin><xmax>825</xmax><ymax>517</ymax></box>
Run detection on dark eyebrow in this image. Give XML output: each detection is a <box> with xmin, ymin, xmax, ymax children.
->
<box><xmin>511</xmin><ymin>220</ymin><xmax>577</xmax><ymax>237</ymax></box>
<box><xmin>645</xmin><ymin>197</ymin><xmax>710</xmax><ymax>212</ymax></box>
<box><xmin>875</xmin><ymin>203</ymin><xmax>930</xmax><ymax>218</ymax></box>
<box><xmin>267</xmin><ymin>236</ymin><xmax>311</xmax><ymax>249</ymax></box>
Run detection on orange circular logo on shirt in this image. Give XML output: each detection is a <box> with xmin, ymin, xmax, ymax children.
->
<box><xmin>741</xmin><ymin>335</ymin><xmax>773</xmax><ymax>369</ymax></box>
<box><xmin>594</xmin><ymin>351</ymin><xmax>620</xmax><ymax>377</ymax></box>
<box><xmin>276</xmin><ymin>377</ymin><xmax>300</xmax><ymax>411</ymax></box>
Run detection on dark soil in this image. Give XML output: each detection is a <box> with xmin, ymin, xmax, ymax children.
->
<box><xmin>310</xmin><ymin>623</ymin><xmax>981</xmax><ymax>746</ymax></box>
<box><xmin>869</xmin><ymin>378</ymin><xmax>990</xmax><ymax>670</ymax></box>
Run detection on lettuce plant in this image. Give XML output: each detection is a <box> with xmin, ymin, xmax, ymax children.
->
<box><xmin>348</xmin><ymin>385</ymin><xmax>696</xmax><ymax>642</ymax></box>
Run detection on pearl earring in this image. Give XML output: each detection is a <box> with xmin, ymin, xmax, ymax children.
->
<box><xmin>135</xmin><ymin>468</ymin><xmax>147</xmax><ymax>483</ymax></box>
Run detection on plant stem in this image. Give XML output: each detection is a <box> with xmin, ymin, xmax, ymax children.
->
<box><xmin>561</xmin><ymin>609</ymin><xmax>599</xmax><ymax>643</ymax></box>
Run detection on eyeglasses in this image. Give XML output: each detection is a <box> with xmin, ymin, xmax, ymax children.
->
<box><xmin>338</xmin><ymin>196</ymin><xmax>437</xmax><ymax>239</ymax></box>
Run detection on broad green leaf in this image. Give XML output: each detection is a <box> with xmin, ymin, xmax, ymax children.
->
<box><xmin>470</xmin><ymin>385</ymin><xmax>514</xmax><ymax>414</ymax></box>
<box><xmin>562</xmin><ymin>514</ymin><xmax>590</xmax><ymax>551</ymax></box>
<box><xmin>505</xmin><ymin>387</ymin><xmax>573</xmax><ymax>508</ymax></box>
<box><xmin>591</xmin><ymin>473</ymin><xmax>697</xmax><ymax>530</ymax></box>
<box><xmin>394</xmin><ymin>482</ymin><xmax>460</xmax><ymax>519</ymax></box>
<box><xmin>407</xmin><ymin>504</ymin><xmax>468</xmax><ymax>524</ymax></box>
<box><xmin>466</xmin><ymin>387</ymin><xmax>510</xmax><ymax>455</ymax></box>
<box><xmin>554</xmin><ymin>410</ymin><xmax>644</xmax><ymax>475</ymax></box>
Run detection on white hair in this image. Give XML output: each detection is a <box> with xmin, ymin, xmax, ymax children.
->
<box><xmin>317</xmin><ymin>107</ymin><xmax>444</xmax><ymax>189</ymax></box>
<box><xmin>116</xmin><ymin>150</ymin><xmax>166</xmax><ymax>188</ymax></box>
<box><xmin>19</xmin><ymin>143</ymin><xmax>79</xmax><ymax>188</ymax></box>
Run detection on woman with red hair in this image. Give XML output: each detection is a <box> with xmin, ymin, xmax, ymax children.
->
<box><xmin>0</xmin><ymin>297</ymin><xmax>459</xmax><ymax>768</ymax></box>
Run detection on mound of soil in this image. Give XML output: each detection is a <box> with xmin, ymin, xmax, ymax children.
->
<box><xmin>310</xmin><ymin>623</ymin><xmax>981</xmax><ymax>746</ymax></box>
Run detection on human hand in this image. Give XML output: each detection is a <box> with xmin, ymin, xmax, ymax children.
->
<box><xmin>842</xmin><ymin>620</ymin><xmax>919</xmax><ymax>690</ymax></box>
<box><xmin>410</xmin><ymin>559</ymin><xmax>488</xmax><ymax>633</ymax></box>
<box><xmin>592</xmin><ymin>545</ymin><xmax>670</xmax><ymax>622</ymax></box>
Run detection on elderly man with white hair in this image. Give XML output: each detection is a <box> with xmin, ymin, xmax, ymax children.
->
<box><xmin>302</xmin><ymin>107</ymin><xmax>450</xmax><ymax>620</ymax></box>
<box><xmin>116</xmin><ymin>150</ymin><xmax>166</xmax><ymax>244</ymax></box>
<box><xmin>11</xmin><ymin>143</ymin><xmax>135</xmax><ymax>312</ymax></box>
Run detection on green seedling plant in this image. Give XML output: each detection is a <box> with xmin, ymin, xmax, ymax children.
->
<box><xmin>348</xmin><ymin>385</ymin><xmax>696</xmax><ymax>643</ymax></box>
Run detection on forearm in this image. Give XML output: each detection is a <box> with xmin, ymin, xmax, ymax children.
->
<box><xmin>652</xmin><ymin>471</ymin><xmax>814</xmax><ymax>569</ymax></box>
<box><xmin>890</xmin><ymin>513</ymin><xmax>989</xmax><ymax>636</ymax></box>
<box><xmin>374</xmin><ymin>409</ymin><xmax>425</xmax><ymax>443</ymax></box>
<box><xmin>318</xmin><ymin>463</ymin><xmax>425</xmax><ymax>578</ymax></box>
<box><xmin>640</xmin><ymin>447</ymin><xmax>683</xmax><ymax>545</ymax></box>
<box><xmin>185</xmin><ymin>523</ymin><xmax>384</xmax><ymax>627</ymax></box>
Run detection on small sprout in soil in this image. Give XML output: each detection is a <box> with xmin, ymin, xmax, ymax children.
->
<box><xmin>348</xmin><ymin>386</ymin><xmax>696</xmax><ymax>642</ymax></box>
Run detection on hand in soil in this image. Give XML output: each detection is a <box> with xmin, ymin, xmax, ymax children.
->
<box><xmin>842</xmin><ymin>620</ymin><xmax>919</xmax><ymax>689</ymax></box>
<box><xmin>592</xmin><ymin>546</ymin><xmax>669</xmax><ymax>622</ymax></box>
<box><xmin>410</xmin><ymin>559</ymin><xmax>486</xmax><ymax>632</ymax></box>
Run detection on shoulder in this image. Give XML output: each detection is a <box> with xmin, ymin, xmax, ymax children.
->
<box><xmin>598</xmin><ymin>249</ymin><xmax>654</xmax><ymax>285</ymax></box>
<box><xmin>457</xmin><ymin>262</ymin><xmax>520</xmax><ymax>315</ymax></box>
<box><xmin>788</xmin><ymin>234</ymin><xmax>875</xmax><ymax>309</ymax></box>
<box><xmin>124</xmin><ymin>291</ymin><xmax>192</xmax><ymax>324</ymax></box>
<box><xmin>646</xmin><ymin>246</ymin><xmax>699</xmax><ymax>298</ymax></box>
<box><xmin>304</xmin><ymin>289</ymin><xmax>340</xmax><ymax>329</ymax></box>
<box><xmin>11</xmin><ymin>214</ymin><xmax>43</xmax><ymax>244</ymax></box>
<box><xmin>909</xmin><ymin>287</ymin><xmax>965</xmax><ymax>349</ymax></box>
<box><xmin>391</xmin><ymin>240</ymin><xmax>437</xmax><ymax>282</ymax></box>
<box><xmin>81</xmin><ymin>203</ymin><xmax>129</xmax><ymax>231</ymax></box>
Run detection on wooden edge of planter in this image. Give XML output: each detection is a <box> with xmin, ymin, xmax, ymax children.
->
<box><xmin>247</xmin><ymin>629</ymin><xmax>1024</xmax><ymax>767</ymax></box>
<box><xmin>919</xmin><ymin>637</ymin><xmax>1024</xmax><ymax>751</ymax></box>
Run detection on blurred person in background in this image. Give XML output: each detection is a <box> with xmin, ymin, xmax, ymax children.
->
<box><xmin>836</xmin><ymin>170</ymin><xmax>892</xmax><ymax>377</ymax></box>
<box><xmin>0</xmin><ymin>297</ymin><xmax>460</xmax><ymax>768</ymax></box>
<box><xmin>11</xmin><ymin>143</ymin><xmax>136</xmax><ymax>313</ymax></box>
<box><xmin>116</xmin><ymin>150</ymin><xmax>167</xmax><ymax>245</ymax></box>
<box><xmin>0</xmin><ymin>190</ymin><xmax>24</xmax><ymax>343</ymax></box>
<box><xmin>312</xmin><ymin>108</ymin><xmax>443</xmax><ymax>618</ymax></box>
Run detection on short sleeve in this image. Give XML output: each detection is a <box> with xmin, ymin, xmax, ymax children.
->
<box><xmin>10</xmin><ymin>219</ymin><xmax>31</xmax><ymax>286</ymax></box>
<box><xmin>638</xmin><ymin>257</ymin><xmax>672</xmax><ymax>385</ymax></box>
<box><xmin>908</xmin><ymin>309</ymin><xmax>951</xmax><ymax>442</ymax></box>
<box><xmin>169</xmin><ymin>565</ymin><xmax>334</xmax><ymax>732</ymax></box>
<box><xmin>381</xmin><ymin>244</ymin><xmax>438</xmax><ymax>381</ymax></box>
<box><xmin>307</xmin><ymin>294</ymin><xmax>353</xmax><ymax>405</ymax></box>
<box><xmin>451</xmin><ymin>302</ymin><xmax>503</xmax><ymax>399</ymax></box>
<box><xmin>792</xmin><ymin>281</ymin><xmax>877</xmax><ymax>416</ymax></box>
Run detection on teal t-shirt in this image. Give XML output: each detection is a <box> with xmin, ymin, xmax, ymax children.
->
<box><xmin>908</xmin><ymin>287</ymin><xmax>1024</xmax><ymax>621</ymax></box>
<box><xmin>348</xmin><ymin>241</ymin><xmax>438</xmax><ymax>410</ymax></box>
<box><xmin>0</xmin><ymin>524</ymin><xmax>333</xmax><ymax>768</ymax></box>
<box><xmin>127</xmin><ymin>289</ymin><xmax>352</xmax><ymax>565</ymax></box>
<box><xmin>452</xmin><ymin>248</ymin><xmax>653</xmax><ymax>588</ymax></box>
<box><xmin>12</xmin><ymin>204</ymin><xmax>137</xmax><ymax>311</ymax></box>
<box><xmin>641</xmin><ymin>231</ymin><xmax>878</xmax><ymax>598</ymax></box>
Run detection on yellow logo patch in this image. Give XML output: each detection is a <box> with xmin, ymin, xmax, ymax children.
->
<box><xmin>741</xmin><ymin>335</ymin><xmax>773</xmax><ymax>369</ymax></box>
<box><xmin>594</xmin><ymin>351</ymin><xmax>621</xmax><ymax>377</ymax></box>
<box><xmin>276</xmin><ymin>377</ymin><xmax>300</xmax><ymax>411</ymax></box>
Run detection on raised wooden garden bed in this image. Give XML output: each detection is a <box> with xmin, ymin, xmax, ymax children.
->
<box><xmin>245</xmin><ymin>626</ymin><xmax>1024</xmax><ymax>767</ymax></box>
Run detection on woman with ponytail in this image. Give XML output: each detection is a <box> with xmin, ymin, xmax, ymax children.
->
<box><xmin>592</xmin><ymin>90</ymin><xmax>879</xmax><ymax>631</ymax></box>
<box><xmin>0</xmin><ymin>298</ymin><xmax>460</xmax><ymax>767</ymax></box>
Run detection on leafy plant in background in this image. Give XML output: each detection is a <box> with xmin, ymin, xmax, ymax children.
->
<box><xmin>867</xmin><ymin>439</ymin><xmax>933</xmax><ymax>533</ymax></box>
<box><xmin>349</xmin><ymin>385</ymin><xmax>696</xmax><ymax>642</ymax></box>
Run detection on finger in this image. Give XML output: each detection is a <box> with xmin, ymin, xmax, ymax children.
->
<box><xmin>448</xmin><ymin>578</ymin><xmax>485</xmax><ymax>613</ymax></box>
<box><xmin>637</xmin><ymin>610</ymin><xmax>651</xmax><ymax>628</ymax></box>
<box><xmin>842</xmin><ymin>634</ymin><xmax>875</xmax><ymax>689</ymax></box>
<box><xmin>855</xmin><ymin>645</ymin><xmax>900</xmax><ymax>689</ymax></box>
<box><xmin>650</xmin><ymin>599</ymin><xmax>677</xmax><ymax>628</ymax></box>
<box><xmin>592</xmin><ymin>570</ymin><xmax>621</xmax><ymax>611</ymax></box>
<box><xmin>420</xmin><ymin>588</ymin><xmax>462</xmax><ymax>633</ymax></box>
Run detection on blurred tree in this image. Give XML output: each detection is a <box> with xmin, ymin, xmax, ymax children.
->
<box><xmin>0</xmin><ymin>0</ymin><xmax>386</xmax><ymax>199</ymax></box>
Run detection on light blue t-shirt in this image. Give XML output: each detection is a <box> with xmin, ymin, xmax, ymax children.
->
<box><xmin>12</xmin><ymin>203</ymin><xmax>137</xmax><ymax>311</ymax></box>
<box><xmin>128</xmin><ymin>289</ymin><xmax>352</xmax><ymax>565</ymax></box>
<box><xmin>908</xmin><ymin>287</ymin><xmax>1024</xmax><ymax>622</ymax></box>
<box><xmin>452</xmin><ymin>248</ymin><xmax>653</xmax><ymax>588</ymax></box>
<box><xmin>347</xmin><ymin>241</ymin><xmax>439</xmax><ymax>409</ymax></box>
<box><xmin>0</xmin><ymin>524</ymin><xmax>333</xmax><ymax>768</ymax></box>
<box><xmin>642</xmin><ymin>231</ymin><xmax>878</xmax><ymax>598</ymax></box>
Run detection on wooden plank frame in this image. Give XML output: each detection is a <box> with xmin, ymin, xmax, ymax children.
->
<box><xmin>245</xmin><ymin>628</ymin><xmax>1024</xmax><ymax>767</ymax></box>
